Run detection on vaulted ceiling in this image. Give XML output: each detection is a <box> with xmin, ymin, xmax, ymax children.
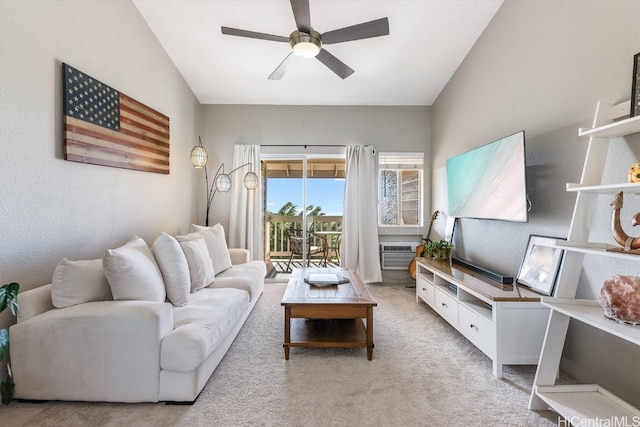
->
<box><xmin>133</xmin><ymin>0</ymin><xmax>503</xmax><ymax>106</ymax></box>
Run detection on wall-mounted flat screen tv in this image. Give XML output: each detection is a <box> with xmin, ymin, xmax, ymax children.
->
<box><xmin>446</xmin><ymin>130</ymin><xmax>528</xmax><ymax>222</ymax></box>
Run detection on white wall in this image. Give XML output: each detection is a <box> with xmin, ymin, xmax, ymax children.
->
<box><xmin>0</xmin><ymin>0</ymin><xmax>200</xmax><ymax>333</ymax></box>
<box><xmin>432</xmin><ymin>0</ymin><xmax>640</xmax><ymax>406</ymax></box>
<box><xmin>199</xmin><ymin>104</ymin><xmax>431</xmax><ymax>240</ymax></box>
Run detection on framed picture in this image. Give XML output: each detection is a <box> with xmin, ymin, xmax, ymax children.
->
<box><xmin>632</xmin><ymin>52</ymin><xmax>640</xmax><ymax>117</ymax></box>
<box><xmin>516</xmin><ymin>235</ymin><xmax>565</xmax><ymax>296</ymax></box>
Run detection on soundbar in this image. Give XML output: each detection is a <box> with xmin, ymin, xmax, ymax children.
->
<box><xmin>452</xmin><ymin>257</ymin><xmax>513</xmax><ymax>284</ymax></box>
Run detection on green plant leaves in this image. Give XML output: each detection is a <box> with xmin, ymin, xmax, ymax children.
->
<box><xmin>424</xmin><ymin>240</ymin><xmax>453</xmax><ymax>259</ymax></box>
<box><xmin>1</xmin><ymin>375</ymin><xmax>15</xmax><ymax>405</ymax></box>
<box><xmin>0</xmin><ymin>329</ymin><xmax>7</xmax><ymax>362</ymax></box>
<box><xmin>0</xmin><ymin>282</ymin><xmax>20</xmax><ymax>316</ymax></box>
<box><xmin>0</xmin><ymin>282</ymin><xmax>20</xmax><ymax>405</ymax></box>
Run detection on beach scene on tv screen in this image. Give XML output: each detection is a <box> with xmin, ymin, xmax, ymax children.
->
<box><xmin>447</xmin><ymin>131</ymin><xmax>527</xmax><ymax>222</ymax></box>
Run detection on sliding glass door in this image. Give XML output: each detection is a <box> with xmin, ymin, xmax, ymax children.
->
<box><xmin>262</xmin><ymin>154</ymin><xmax>345</xmax><ymax>279</ymax></box>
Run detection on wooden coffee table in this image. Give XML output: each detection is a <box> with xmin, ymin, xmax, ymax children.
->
<box><xmin>281</xmin><ymin>268</ymin><xmax>377</xmax><ymax>360</ymax></box>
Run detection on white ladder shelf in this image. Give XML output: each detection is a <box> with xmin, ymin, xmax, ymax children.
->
<box><xmin>527</xmin><ymin>100</ymin><xmax>640</xmax><ymax>423</ymax></box>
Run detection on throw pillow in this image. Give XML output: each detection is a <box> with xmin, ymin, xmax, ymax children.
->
<box><xmin>151</xmin><ymin>232</ymin><xmax>190</xmax><ymax>306</ymax></box>
<box><xmin>51</xmin><ymin>258</ymin><xmax>113</xmax><ymax>308</ymax></box>
<box><xmin>103</xmin><ymin>236</ymin><xmax>166</xmax><ymax>302</ymax></box>
<box><xmin>179</xmin><ymin>237</ymin><xmax>216</xmax><ymax>292</ymax></box>
<box><xmin>189</xmin><ymin>223</ymin><xmax>233</xmax><ymax>274</ymax></box>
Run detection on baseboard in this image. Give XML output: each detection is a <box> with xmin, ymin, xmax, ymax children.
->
<box><xmin>452</xmin><ymin>257</ymin><xmax>513</xmax><ymax>284</ymax></box>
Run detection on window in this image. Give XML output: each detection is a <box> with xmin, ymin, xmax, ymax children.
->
<box><xmin>378</xmin><ymin>153</ymin><xmax>423</xmax><ymax>227</ymax></box>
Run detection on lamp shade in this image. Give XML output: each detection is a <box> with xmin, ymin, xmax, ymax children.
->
<box><xmin>243</xmin><ymin>171</ymin><xmax>259</xmax><ymax>190</ymax></box>
<box><xmin>190</xmin><ymin>145</ymin><xmax>208</xmax><ymax>168</ymax></box>
<box><xmin>215</xmin><ymin>173</ymin><xmax>231</xmax><ymax>192</ymax></box>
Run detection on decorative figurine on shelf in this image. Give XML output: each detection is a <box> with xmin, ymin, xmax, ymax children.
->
<box><xmin>607</xmin><ymin>191</ymin><xmax>640</xmax><ymax>255</ymax></box>
<box><xmin>598</xmin><ymin>275</ymin><xmax>640</xmax><ymax>325</ymax></box>
<box><xmin>629</xmin><ymin>162</ymin><xmax>640</xmax><ymax>183</ymax></box>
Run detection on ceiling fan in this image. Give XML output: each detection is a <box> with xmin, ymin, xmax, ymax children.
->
<box><xmin>221</xmin><ymin>0</ymin><xmax>389</xmax><ymax>80</ymax></box>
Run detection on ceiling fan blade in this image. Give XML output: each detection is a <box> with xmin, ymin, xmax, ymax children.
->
<box><xmin>221</xmin><ymin>26</ymin><xmax>289</xmax><ymax>43</ymax></box>
<box><xmin>316</xmin><ymin>49</ymin><xmax>354</xmax><ymax>79</ymax></box>
<box><xmin>268</xmin><ymin>53</ymin><xmax>298</xmax><ymax>80</ymax></box>
<box><xmin>290</xmin><ymin>0</ymin><xmax>311</xmax><ymax>33</ymax></box>
<box><xmin>321</xmin><ymin>17</ymin><xmax>390</xmax><ymax>44</ymax></box>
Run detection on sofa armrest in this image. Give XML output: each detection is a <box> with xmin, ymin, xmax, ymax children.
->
<box><xmin>16</xmin><ymin>284</ymin><xmax>54</xmax><ymax>323</ymax></box>
<box><xmin>228</xmin><ymin>248</ymin><xmax>250</xmax><ymax>265</ymax></box>
<box><xmin>10</xmin><ymin>300</ymin><xmax>173</xmax><ymax>402</ymax></box>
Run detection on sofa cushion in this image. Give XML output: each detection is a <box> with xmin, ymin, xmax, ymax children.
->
<box><xmin>228</xmin><ymin>248</ymin><xmax>250</xmax><ymax>265</ymax></box>
<box><xmin>189</xmin><ymin>223</ymin><xmax>233</xmax><ymax>274</ymax></box>
<box><xmin>207</xmin><ymin>261</ymin><xmax>266</xmax><ymax>301</ymax></box>
<box><xmin>151</xmin><ymin>233</ymin><xmax>190</xmax><ymax>306</ymax></box>
<box><xmin>103</xmin><ymin>236</ymin><xmax>166</xmax><ymax>302</ymax></box>
<box><xmin>160</xmin><ymin>288</ymin><xmax>249</xmax><ymax>372</ymax></box>
<box><xmin>51</xmin><ymin>258</ymin><xmax>112</xmax><ymax>308</ymax></box>
<box><xmin>179</xmin><ymin>238</ymin><xmax>216</xmax><ymax>292</ymax></box>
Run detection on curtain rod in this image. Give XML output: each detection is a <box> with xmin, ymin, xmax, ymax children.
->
<box><xmin>259</xmin><ymin>144</ymin><xmax>375</xmax><ymax>149</ymax></box>
<box><xmin>260</xmin><ymin>144</ymin><xmax>345</xmax><ymax>148</ymax></box>
<box><xmin>259</xmin><ymin>144</ymin><xmax>376</xmax><ymax>155</ymax></box>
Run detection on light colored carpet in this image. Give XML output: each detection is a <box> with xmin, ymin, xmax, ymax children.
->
<box><xmin>2</xmin><ymin>275</ymin><xmax>560</xmax><ymax>426</ymax></box>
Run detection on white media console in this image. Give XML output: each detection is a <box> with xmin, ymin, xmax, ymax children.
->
<box><xmin>415</xmin><ymin>257</ymin><xmax>549</xmax><ymax>378</ymax></box>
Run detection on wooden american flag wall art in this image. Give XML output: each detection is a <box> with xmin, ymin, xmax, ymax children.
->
<box><xmin>63</xmin><ymin>63</ymin><xmax>170</xmax><ymax>174</ymax></box>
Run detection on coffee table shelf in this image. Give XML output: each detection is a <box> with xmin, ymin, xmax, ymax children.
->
<box><xmin>282</xmin><ymin>268</ymin><xmax>377</xmax><ymax>360</ymax></box>
<box><xmin>289</xmin><ymin>318</ymin><xmax>368</xmax><ymax>348</ymax></box>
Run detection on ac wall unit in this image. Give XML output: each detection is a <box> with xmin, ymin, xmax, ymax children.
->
<box><xmin>380</xmin><ymin>241</ymin><xmax>420</xmax><ymax>270</ymax></box>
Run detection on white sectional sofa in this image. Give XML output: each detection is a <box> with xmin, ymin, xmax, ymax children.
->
<box><xmin>9</xmin><ymin>224</ymin><xmax>265</xmax><ymax>403</ymax></box>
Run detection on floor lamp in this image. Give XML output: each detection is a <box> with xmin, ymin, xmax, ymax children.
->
<box><xmin>190</xmin><ymin>137</ymin><xmax>258</xmax><ymax>226</ymax></box>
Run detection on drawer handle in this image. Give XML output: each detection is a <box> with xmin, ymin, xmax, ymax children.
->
<box><xmin>441</xmin><ymin>302</ymin><xmax>448</xmax><ymax>308</ymax></box>
<box><xmin>470</xmin><ymin>324</ymin><xmax>478</xmax><ymax>331</ymax></box>
<box><xmin>422</xmin><ymin>287</ymin><xmax>426</xmax><ymax>291</ymax></box>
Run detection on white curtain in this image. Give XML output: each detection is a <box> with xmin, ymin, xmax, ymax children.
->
<box><xmin>342</xmin><ymin>145</ymin><xmax>382</xmax><ymax>283</ymax></box>
<box><xmin>229</xmin><ymin>144</ymin><xmax>263</xmax><ymax>261</ymax></box>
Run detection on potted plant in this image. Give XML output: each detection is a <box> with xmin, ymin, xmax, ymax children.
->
<box><xmin>1</xmin><ymin>282</ymin><xmax>20</xmax><ymax>405</ymax></box>
<box><xmin>423</xmin><ymin>239</ymin><xmax>454</xmax><ymax>261</ymax></box>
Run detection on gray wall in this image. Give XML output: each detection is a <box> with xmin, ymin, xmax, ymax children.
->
<box><xmin>432</xmin><ymin>0</ymin><xmax>640</xmax><ymax>405</ymax></box>
<box><xmin>0</xmin><ymin>0</ymin><xmax>201</xmax><ymax>361</ymax></box>
<box><xmin>199</xmin><ymin>105</ymin><xmax>431</xmax><ymax>240</ymax></box>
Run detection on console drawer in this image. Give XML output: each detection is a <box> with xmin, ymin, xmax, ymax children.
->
<box><xmin>416</xmin><ymin>276</ymin><xmax>434</xmax><ymax>305</ymax></box>
<box><xmin>459</xmin><ymin>303</ymin><xmax>495</xmax><ymax>357</ymax></box>
<box><xmin>434</xmin><ymin>288</ymin><xmax>458</xmax><ymax>324</ymax></box>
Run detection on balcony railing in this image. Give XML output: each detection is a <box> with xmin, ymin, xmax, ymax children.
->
<box><xmin>265</xmin><ymin>215</ymin><xmax>343</xmax><ymax>263</ymax></box>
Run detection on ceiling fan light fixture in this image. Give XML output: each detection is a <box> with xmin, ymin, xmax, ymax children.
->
<box><xmin>290</xmin><ymin>29</ymin><xmax>321</xmax><ymax>58</ymax></box>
